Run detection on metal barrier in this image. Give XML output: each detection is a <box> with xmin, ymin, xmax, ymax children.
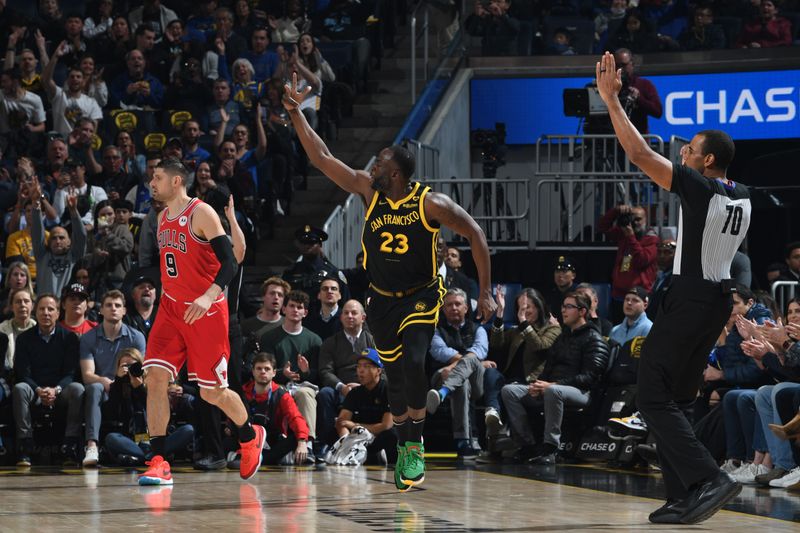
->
<box><xmin>321</xmin><ymin>157</ymin><xmax>372</xmax><ymax>268</ymax></box>
<box><xmin>408</xmin><ymin>139</ymin><xmax>440</xmax><ymax>181</ymax></box>
<box><xmin>772</xmin><ymin>281</ymin><xmax>798</xmax><ymax>318</ymax></box>
<box><xmin>535</xmin><ymin>177</ymin><xmax>677</xmax><ymax>246</ymax></box>
<box><xmin>535</xmin><ymin>134</ymin><xmax>665</xmax><ymax>176</ymax></box>
<box><xmin>430</xmin><ymin>178</ymin><xmax>531</xmax><ymax>246</ymax></box>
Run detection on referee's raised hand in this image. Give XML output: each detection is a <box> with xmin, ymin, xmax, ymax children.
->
<box><xmin>596</xmin><ymin>52</ymin><xmax>623</xmax><ymax>104</ymax></box>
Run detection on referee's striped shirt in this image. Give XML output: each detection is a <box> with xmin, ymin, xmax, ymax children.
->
<box><xmin>671</xmin><ymin>165</ymin><xmax>751</xmax><ymax>282</ymax></box>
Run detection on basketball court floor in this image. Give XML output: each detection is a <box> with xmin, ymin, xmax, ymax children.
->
<box><xmin>0</xmin><ymin>459</ymin><xmax>797</xmax><ymax>531</ymax></box>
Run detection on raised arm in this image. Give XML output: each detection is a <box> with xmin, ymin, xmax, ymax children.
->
<box><xmin>42</xmin><ymin>41</ymin><xmax>68</xmax><ymax>100</ymax></box>
<box><xmin>595</xmin><ymin>52</ymin><xmax>673</xmax><ymax>190</ymax></box>
<box><xmin>425</xmin><ymin>191</ymin><xmax>497</xmax><ymax>322</ymax></box>
<box><xmin>254</xmin><ymin>102</ymin><xmax>267</xmax><ymax>161</ymax></box>
<box><xmin>282</xmin><ymin>73</ymin><xmax>373</xmax><ymax>200</ymax></box>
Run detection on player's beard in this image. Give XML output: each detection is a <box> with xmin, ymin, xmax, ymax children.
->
<box><xmin>371</xmin><ymin>172</ymin><xmax>389</xmax><ymax>192</ymax></box>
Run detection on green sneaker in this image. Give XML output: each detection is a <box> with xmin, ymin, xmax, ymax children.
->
<box><xmin>394</xmin><ymin>444</ymin><xmax>408</xmax><ymax>491</ymax></box>
<box><xmin>400</xmin><ymin>441</ymin><xmax>425</xmax><ymax>488</ymax></box>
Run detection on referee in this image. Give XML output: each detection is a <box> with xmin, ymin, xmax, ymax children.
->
<box><xmin>596</xmin><ymin>52</ymin><xmax>751</xmax><ymax>525</ymax></box>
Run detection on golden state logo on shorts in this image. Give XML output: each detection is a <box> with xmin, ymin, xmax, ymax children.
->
<box><xmin>414</xmin><ymin>301</ymin><xmax>427</xmax><ymax>312</ymax></box>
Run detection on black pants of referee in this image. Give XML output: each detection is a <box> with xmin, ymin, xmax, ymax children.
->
<box><xmin>636</xmin><ymin>275</ymin><xmax>733</xmax><ymax>501</ymax></box>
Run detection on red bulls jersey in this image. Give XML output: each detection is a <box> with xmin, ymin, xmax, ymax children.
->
<box><xmin>158</xmin><ymin>198</ymin><xmax>220</xmax><ymax>302</ymax></box>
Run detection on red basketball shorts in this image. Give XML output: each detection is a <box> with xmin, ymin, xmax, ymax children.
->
<box><xmin>144</xmin><ymin>292</ymin><xmax>230</xmax><ymax>388</ymax></box>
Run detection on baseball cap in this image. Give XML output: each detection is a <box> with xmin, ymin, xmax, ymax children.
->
<box><xmin>357</xmin><ymin>348</ymin><xmax>383</xmax><ymax>368</ymax></box>
<box><xmin>64</xmin><ymin>283</ymin><xmax>89</xmax><ymax>300</ymax></box>
<box><xmin>554</xmin><ymin>255</ymin><xmax>576</xmax><ymax>272</ymax></box>
<box><xmin>626</xmin><ymin>286</ymin><xmax>649</xmax><ymax>302</ymax></box>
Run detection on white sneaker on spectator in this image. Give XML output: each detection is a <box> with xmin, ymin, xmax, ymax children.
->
<box><xmin>83</xmin><ymin>446</ymin><xmax>99</xmax><ymax>467</ymax></box>
<box><xmin>770</xmin><ymin>466</ymin><xmax>800</xmax><ymax>488</ymax></box>
<box><xmin>729</xmin><ymin>461</ymin><xmax>751</xmax><ymax>478</ymax></box>
<box><xmin>720</xmin><ymin>459</ymin><xmax>741</xmax><ymax>474</ymax></box>
<box><xmin>734</xmin><ymin>463</ymin><xmax>769</xmax><ymax>484</ymax></box>
<box><xmin>485</xmin><ymin>408</ymin><xmax>503</xmax><ymax>435</ymax></box>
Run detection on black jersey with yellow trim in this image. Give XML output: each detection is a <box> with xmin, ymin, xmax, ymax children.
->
<box><xmin>361</xmin><ymin>182</ymin><xmax>440</xmax><ymax>292</ymax></box>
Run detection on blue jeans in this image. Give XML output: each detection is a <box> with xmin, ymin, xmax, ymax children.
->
<box><xmin>722</xmin><ymin>389</ymin><xmax>765</xmax><ymax>460</ymax></box>
<box><xmin>755</xmin><ymin>383</ymin><xmax>800</xmax><ymax>470</ymax></box>
<box><xmin>105</xmin><ymin>424</ymin><xmax>195</xmax><ymax>461</ymax></box>
<box><xmin>482</xmin><ymin>367</ymin><xmax>505</xmax><ymax>413</ymax></box>
<box><xmin>317</xmin><ymin>386</ymin><xmax>345</xmax><ymax>446</ymax></box>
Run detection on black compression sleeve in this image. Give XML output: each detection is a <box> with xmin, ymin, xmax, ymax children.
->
<box><xmin>210</xmin><ymin>235</ymin><xmax>237</xmax><ymax>290</ymax></box>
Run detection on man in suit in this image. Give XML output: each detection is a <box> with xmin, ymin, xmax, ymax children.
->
<box><xmin>316</xmin><ymin>299</ymin><xmax>376</xmax><ymax>451</ymax></box>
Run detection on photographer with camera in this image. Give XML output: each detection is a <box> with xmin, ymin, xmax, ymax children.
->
<box><xmin>612</xmin><ymin>48</ymin><xmax>662</xmax><ymax>135</ymax></box>
<box><xmin>465</xmin><ymin>0</ymin><xmax>521</xmax><ymax>56</ymax></box>
<box><xmin>598</xmin><ymin>203</ymin><xmax>659</xmax><ymax>323</ymax></box>
<box><xmin>104</xmin><ymin>348</ymin><xmax>195</xmax><ymax>466</ymax></box>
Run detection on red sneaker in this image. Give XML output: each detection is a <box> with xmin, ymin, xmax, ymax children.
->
<box><xmin>138</xmin><ymin>455</ymin><xmax>173</xmax><ymax>485</ymax></box>
<box><xmin>238</xmin><ymin>425</ymin><xmax>266</xmax><ymax>480</ymax></box>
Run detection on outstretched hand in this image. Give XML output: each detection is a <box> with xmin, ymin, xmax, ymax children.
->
<box><xmin>595</xmin><ymin>52</ymin><xmax>623</xmax><ymax>104</ymax></box>
<box><xmin>282</xmin><ymin>72</ymin><xmax>311</xmax><ymax>112</ymax></box>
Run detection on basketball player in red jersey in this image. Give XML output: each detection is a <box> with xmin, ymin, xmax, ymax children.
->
<box><xmin>138</xmin><ymin>158</ymin><xmax>265</xmax><ymax>485</ymax></box>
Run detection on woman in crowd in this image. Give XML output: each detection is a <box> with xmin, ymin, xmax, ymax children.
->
<box><xmin>0</xmin><ymin>262</ymin><xmax>35</xmax><ymax>319</ymax></box>
<box><xmin>88</xmin><ymin>200</ymin><xmax>133</xmax><ymax>291</ymax></box>
<box><xmin>82</xmin><ymin>0</ymin><xmax>115</xmax><ymax>40</ymax></box>
<box><xmin>79</xmin><ymin>54</ymin><xmax>108</xmax><ymax>108</ymax></box>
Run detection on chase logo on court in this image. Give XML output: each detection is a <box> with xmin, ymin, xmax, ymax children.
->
<box><xmin>178</xmin><ymin>216</ymin><xmax>188</xmax><ymax>227</ymax></box>
<box><xmin>414</xmin><ymin>301</ymin><xmax>427</xmax><ymax>312</ymax></box>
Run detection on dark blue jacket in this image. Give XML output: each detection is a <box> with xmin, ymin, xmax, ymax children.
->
<box><xmin>718</xmin><ymin>303</ymin><xmax>772</xmax><ymax>386</ymax></box>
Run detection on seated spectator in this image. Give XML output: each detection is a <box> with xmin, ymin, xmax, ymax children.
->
<box><xmin>443</xmin><ymin>245</ymin><xmax>479</xmax><ymax>305</ymax></box>
<box><xmin>88</xmin><ymin>199</ymin><xmax>134</xmax><ymax>291</ymax></box>
<box><xmin>214</xmin><ymin>140</ymin><xmax>256</xmax><ymax>210</ymax></box>
<box><xmin>188</xmin><ymin>161</ymin><xmax>228</xmax><ymax>203</ymax></box>
<box><xmin>116</xmin><ymin>131</ymin><xmax>146</xmax><ymax>181</ymax></box>
<box><xmin>242</xmin><ymin>352</ymin><xmax>311</xmax><ymax>465</ymax></box>
<box><xmin>648</xmin><ymin>238</ymin><xmax>676</xmax><ymax>320</ymax></box>
<box><xmin>77</xmin><ymin>54</ymin><xmax>108</xmax><ymax>108</ymax></box>
<box><xmin>437</xmin><ymin>235</ymin><xmax>476</xmax><ymax>306</ymax></box>
<box><xmin>128</xmin><ymin>0</ymin><xmax>179</xmax><ymax>42</ymax></box>
<box><xmin>205</xmin><ymin>78</ymin><xmax>244</xmax><ymax>137</ymax></box>
<box><xmin>222</xmin><ymin>57</ymin><xmax>263</xmax><ymax>115</ymax></box>
<box><xmin>125</xmin><ymin>153</ymin><xmax>157</xmax><ymax>218</ymax></box>
<box><xmin>271</xmin><ymin>0</ymin><xmax>311</xmax><ymax>43</ymax></box>
<box><xmin>137</xmin><ymin>198</ymin><xmax>166</xmax><ymax>268</ymax></box>
<box><xmin>544</xmin><ymin>256</ymin><xmax>578</xmax><ymax>321</ymax></box>
<box><xmin>5</xmin><ymin>200</ymin><xmax>42</xmax><ymax>281</ymax></box>
<box><xmin>0</xmin><ymin>67</ymin><xmax>46</xmax><ymax>159</ymax></box>
<box><xmin>218</xmin><ymin>119</ymin><xmax>268</xmax><ymax>213</ymax></box>
<box><xmin>241</xmin><ymin>27</ymin><xmax>279</xmax><ymax>83</ymax></box>
<box><xmin>41</xmin><ymin>42</ymin><xmax>103</xmax><ymax>138</ymax></box>
<box><xmin>178</xmin><ymin>120</ymin><xmax>211</xmax><ymax>170</ymax></box>
<box><xmin>133</xmin><ymin>23</ymin><xmax>171</xmax><ymax>83</ymax></box>
<box><xmin>108</xmin><ymin>49</ymin><xmax>165</xmax><ymax>109</ymax></box>
<box><xmin>608</xmin><ymin>286</ymin><xmax>653</xmax><ymax>346</ymax></box>
<box><xmin>66</xmin><ymin>118</ymin><xmax>103</xmax><ymax>176</ymax></box>
<box><xmin>164</xmin><ymin>57</ymin><xmax>213</xmax><ymax>121</ymax></box>
<box><xmin>777</xmin><ymin>241</ymin><xmax>800</xmax><ymax>283</ymax></box>
<box><xmin>316</xmin><ymin>299</ymin><xmax>375</xmax><ymax>450</ymax></box>
<box><xmin>0</xmin><ymin>287</ymin><xmax>37</xmax><ymax>406</ymax></box>
<box><xmin>210</xmin><ymin>6</ymin><xmax>247</xmax><ymax>70</ymax></box>
<box><xmin>599</xmin><ymin>203</ymin><xmax>659</xmax><ymax>322</ymax></box>
<box><xmin>738</xmin><ymin>0</ymin><xmax>792</xmax><ymax>48</ymax></box>
<box><xmin>93</xmin><ymin>16</ymin><xmax>133</xmax><ymax>76</ymax></box>
<box><xmin>58</xmin><ymin>13</ymin><xmax>95</xmax><ymax>70</ymax></box>
<box><xmin>31</xmin><ymin>190</ymin><xmax>87</xmax><ymax>296</ymax></box>
<box><xmin>575</xmin><ymin>283</ymin><xmax>613</xmax><ymax>337</ymax></box>
<box><xmin>79</xmin><ymin>289</ymin><xmax>147</xmax><ymax>466</ymax></box>
<box><xmin>54</xmin><ymin>158</ymin><xmax>108</xmax><ymax>228</ymax></box>
<box><xmin>305</xmin><ymin>276</ymin><xmax>344</xmax><ymax>341</ymax></box>
<box><xmin>678</xmin><ymin>4</ymin><xmax>727</xmax><ymax>51</ymax></box>
<box><xmin>766</xmin><ymin>262</ymin><xmax>787</xmax><ymax>287</ymax></box>
<box><xmin>426</xmin><ymin>288</ymin><xmax>489</xmax><ymax>457</ymax></box>
<box><xmin>233</xmin><ymin>0</ymin><xmax>262</xmax><ymax>43</ymax></box>
<box><xmin>501</xmin><ymin>292</ymin><xmax>609</xmax><ymax>464</ymax></box>
<box><xmin>123</xmin><ymin>274</ymin><xmax>159</xmax><ymax>340</ymax></box>
<box><xmin>259</xmin><ymin>290</ymin><xmax>322</xmax><ymax>460</ymax></box>
<box><xmin>297</xmin><ymin>31</ymin><xmax>352</xmax><ymax>134</ymax></box>
<box><xmin>335</xmin><ymin>348</ymin><xmax>395</xmax><ymax>465</ymax></box>
<box><xmin>12</xmin><ymin>293</ymin><xmax>83</xmax><ymax>466</ymax></box>
<box><xmin>82</xmin><ymin>0</ymin><xmax>114</xmax><ymax>40</ymax></box>
<box><xmin>0</xmin><ymin>262</ymin><xmax>35</xmax><ymax>319</ymax></box>
<box><xmin>464</xmin><ymin>0</ymin><xmax>520</xmax><ymax>56</ymax></box>
<box><xmin>594</xmin><ymin>0</ymin><xmax>629</xmax><ymax>48</ymax></box>
<box><xmin>104</xmin><ymin>347</ymin><xmax>194</xmax><ymax>465</ymax></box>
<box><xmin>59</xmin><ymin>283</ymin><xmax>97</xmax><ymax>336</ymax></box>
<box><xmin>241</xmin><ymin>276</ymin><xmax>289</xmax><ymax>340</ymax></box>
<box><xmin>546</xmin><ymin>27</ymin><xmax>576</xmax><ymax>55</ymax></box>
<box><xmin>92</xmin><ymin>146</ymin><xmax>138</xmax><ymax>201</ymax></box>
<box><xmin>274</xmin><ymin>43</ymin><xmax>322</xmax><ymax>131</ymax></box>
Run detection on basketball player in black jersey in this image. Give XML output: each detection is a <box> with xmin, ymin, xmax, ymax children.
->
<box><xmin>282</xmin><ymin>74</ymin><xmax>496</xmax><ymax>491</ymax></box>
<box><xmin>597</xmin><ymin>52</ymin><xmax>750</xmax><ymax>524</ymax></box>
